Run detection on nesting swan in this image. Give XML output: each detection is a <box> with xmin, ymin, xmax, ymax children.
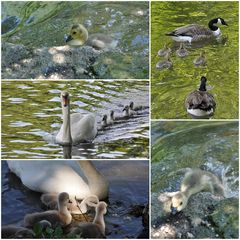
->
<box><xmin>7</xmin><ymin>160</ymin><xmax>109</xmax><ymax>204</ymax></box>
<box><xmin>66</xmin><ymin>24</ymin><xmax>117</xmax><ymax>50</ymax></box>
<box><xmin>56</xmin><ymin>91</ymin><xmax>97</xmax><ymax>145</ymax></box>
<box><xmin>166</xmin><ymin>17</ymin><xmax>228</xmax><ymax>43</ymax></box>
<box><xmin>170</xmin><ymin>169</ymin><xmax>225</xmax><ymax>214</ymax></box>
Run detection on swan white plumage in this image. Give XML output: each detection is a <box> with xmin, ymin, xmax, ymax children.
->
<box><xmin>7</xmin><ymin>160</ymin><xmax>109</xmax><ymax>207</ymax></box>
<box><xmin>55</xmin><ymin>91</ymin><xmax>97</xmax><ymax>145</ymax></box>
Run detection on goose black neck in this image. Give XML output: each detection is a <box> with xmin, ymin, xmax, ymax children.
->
<box><xmin>208</xmin><ymin>18</ymin><xmax>219</xmax><ymax>31</ymax></box>
<box><xmin>199</xmin><ymin>80</ymin><xmax>206</xmax><ymax>91</ymax></box>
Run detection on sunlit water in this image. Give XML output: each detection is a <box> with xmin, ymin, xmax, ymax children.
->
<box><xmin>1</xmin><ymin>160</ymin><xmax>149</xmax><ymax>238</ymax></box>
<box><xmin>151</xmin><ymin>121</ymin><xmax>239</xmax><ymax>222</ymax></box>
<box><xmin>1</xmin><ymin>1</ymin><xmax>149</xmax><ymax>79</ymax></box>
<box><xmin>1</xmin><ymin>81</ymin><xmax>149</xmax><ymax>159</ymax></box>
<box><xmin>151</xmin><ymin>1</ymin><xmax>239</xmax><ymax>119</ymax></box>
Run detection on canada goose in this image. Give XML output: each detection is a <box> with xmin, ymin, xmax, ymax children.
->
<box><xmin>176</xmin><ymin>42</ymin><xmax>188</xmax><ymax>58</ymax></box>
<box><xmin>55</xmin><ymin>91</ymin><xmax>97</xmax><ymax>145</ymax></box>
<box><xmin>166</xmin><ymin>18</ymin><xmax>228</xmax><ymax>43</ymax></box>
<box><xmin>41</xmin><ymin>194</ymin><xmax>99</xmax><ymax>214</ymax></box>
<box><xmin>158</xmin><ymin>43</ymin><xmax>171</xmax><ymax>57</ymax></box>
<box><xmin>156</xmin><ymin>53</ymin><xmax>173</xmax><ymax>70</ymax></box>
<box><xmin>1</xmin><ymin>226</ymin><xmax>35</xmax><ymax>239</ymax></box>
<box><xmin>68</xmin><ymin>201</ymin><xmax>107</xmax><ymax>238</ymax></box>
<box><xmin>24</xmin><ymin>192</ymin><xmax>72</xmax><ymax>228</ymax></box>
<box><xmin>193</xmin><ymin>51</ymin><xmax>206</xmax><ymax>66</ymax></box>
<box><xmin>7</xmin><ymin>160</ymin><xmax>109</xmax><ymax>208</ymax></box>
<box><xmin>65</xmin><ymin>24</ymin><xmax>117</xmax><ymax>50</ymax></box>
<box><xmin>185</xmin><ymin>76</ymin><xmax>216</xmax><ymax>118</ymax></box>
<box><xmin>123</xmin><ymin>105</ymin><xmax>135</xmax><ymax>117</ymax></box>
<box><xmin>129</xmin><ymin>101</ymin><xmax>143</xmax><ymax>111</ymax></box>
<box><xmin>170</xmin><ymin>169</ymin><xmax>225</xmax><ymax>214</ymax></box>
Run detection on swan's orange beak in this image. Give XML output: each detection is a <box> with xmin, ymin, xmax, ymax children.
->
<box><xmin>63</xmin><ymin>96</ymin><xmax>68</xmax><ymax>107</ymax></box>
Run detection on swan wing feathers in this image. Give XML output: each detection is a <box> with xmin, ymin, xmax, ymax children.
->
<box><xmin>167</xmin><ymin>24</ymin><xmax>212</xmax><ymax>37</ymax></box>
<box><xmin>71</xmin><ymin>113</ymin><xmax>97</xmax><ymax>143</ymax></box>
<box><xmin>7</xmin><ymin>161</ymin><xmax>90</xmax><ymax>197</ymax></box>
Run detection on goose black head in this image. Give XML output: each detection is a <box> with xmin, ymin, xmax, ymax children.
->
<box><xmin>218</xmin><ymin>17</ymin><xmax>228</xmax><ymax>26</ymax></box>
<box><xmin>199</xmin><ymin>76</ymin><xmax>207</xmax><ymax>91</ymax></box>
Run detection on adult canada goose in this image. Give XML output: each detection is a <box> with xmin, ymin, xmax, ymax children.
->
<box><xmin>166</xmin><ymin>17</ymin><xmax>228</xmax><ymax>43</ymax></box>
<box><xmin>176</xmin><ymin>42</ymin><xmax>188</xmax><ymax>58</ymax></box>
<box><xmin>41</xmin><ymin>194</ymin><xmax>99</xmax><ymax>214</ymax></box>
<box><xmin>185</xmin><ymin>76</ymin><xmax>216</xmax><ymax>118</ymax></box>
<box><xmin>193</xmin><ymin>51</ymin><xmax>206</xmax><ymax>66</ymax></box>
<box><xmin>68</xmin><ymin>201</ymin><xmax>107</xmax><ymax>238</ymax></box>
<box><xmin>55</xmin><ymin>91</ymin><xmax>97</xmax><ymax>145</ymax></box>
<box><xmin>158</xmin><ymin>43</ymin><xmax>171</xmax><ymax>57</ymax></box>
<box><xmin>24</xmin><ymin>192</ymin><xmax>72</xmax><ymax>228</ymax></box>
<box><xmin>65</xmin><ymin>24</ymin><xmax>117</xmax><ymax>50</ymax></box>
<box><xmin>156</xmin><ymin>52</ymin><xmax>173</xmax><ymax>70</ymax></box>
<box><xmin>7</xmin><ymin>160</ymin><xmax>109</xmax><ymax>209</ymax></box>
<box><xmin>170</xmin><ymin>169</ymin><xmax>225</xmax><ymax>214</ymax></box>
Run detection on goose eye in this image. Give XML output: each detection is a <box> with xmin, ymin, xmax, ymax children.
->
<box><xmin>180</xmin><ymin>202</ymin><xmax>183</xmax><ymax>205</ymax></box>
<box><xmin>72</xmin><ymin>31</ymin><xmax>76</xmax><ymax>35</ymax></box>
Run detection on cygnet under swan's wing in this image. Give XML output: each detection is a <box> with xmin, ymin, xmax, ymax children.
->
<box><xmin>7</xmin><ymin>161</ymin><xmax>90</xmax><ymax>198</ymax></box>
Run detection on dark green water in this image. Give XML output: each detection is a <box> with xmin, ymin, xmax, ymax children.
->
<box><xmin>1</xmin><ymin>1</ymin><xmax>149</xmax><ymax>79</ymax></box>
<box><xmin>1</xmin><ymin>81</ymin><xmax>149</xmax><ymax>159</ymax></box>
<box><xmin>151</xmin><ymin>1</ymin><xmax>239</xmax><ymax>119</ymax></box>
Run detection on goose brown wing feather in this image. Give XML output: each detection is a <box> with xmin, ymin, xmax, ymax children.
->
<box><xmin>168</xmin><ymin>24</ymin><xmax>212</xmax><ymax>37</ymax></box>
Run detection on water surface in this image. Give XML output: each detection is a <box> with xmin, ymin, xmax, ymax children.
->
<box><xmin>1</xmin><ymin>160</ymin><xmax>149</xmax><ymax>238</ymax></box>
<box><xmin>151</xmin><ymin>1</ymin><xmax>239</xmax><ymax>119</ymax></box>
<box><xmin>2</xmin><ymin>80</ymin><xmax>149</xmax><ymax>159</ymax></box>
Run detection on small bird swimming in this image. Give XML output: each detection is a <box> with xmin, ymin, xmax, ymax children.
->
<box><xmin>65</xmin><ymin>24</ymin><xmax>117</xmax><ymax>50</ymax></box>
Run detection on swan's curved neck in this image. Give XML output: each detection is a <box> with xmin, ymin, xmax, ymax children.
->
<box><xmin>78</xmin><ymin>161</ymin><xmax>108</xmax><ymax>199</ymax></box>
<box><xmin>62</xmin><ymin>102</ymin><xmax>72</xmax><ymax>144</ymax></box>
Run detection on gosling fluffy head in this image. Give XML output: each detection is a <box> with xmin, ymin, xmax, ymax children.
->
<box><xmin>96</xmin><ymin>201</ymin><xmax>108</xmax><ymax>215</ymax></box>
<box><xmin>66</xmin><ymin>24</ymin><xmax>88</xmax><ymax>46</ymax></box>
<box><xmin>58</xmin><ymin>192</ymin><xmax>70</xmax><ymax>207</ymax></box>
<box><xmin>170</xmin><ymin>192</ymin><xmax>188</xmax><ymax>214</ymax></box>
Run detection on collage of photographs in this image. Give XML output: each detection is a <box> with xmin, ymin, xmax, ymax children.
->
<box><xmin>0</xmin><ymin>0</ymin><xmax>239</xmax><ymax>239</ymax></box>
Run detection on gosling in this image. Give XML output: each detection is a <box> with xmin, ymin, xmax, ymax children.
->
<box><xmin>65</xmin><ymin>24</ymin><xmax>117</xmax><ymax>50</ymax></box>
<box><xmin>170</xmin><ymin>169</ymin><xmax>225</xmax><ymax>214</ymax></box>
<box><xmin>24</xmin><ymin>192</ymin><xmax>72</xmax><ymax>228</ymax></box>
<box><xmin>68</xmin><ymin>201</ymin><xmax>107</xmax><ymax>238</ymax></box>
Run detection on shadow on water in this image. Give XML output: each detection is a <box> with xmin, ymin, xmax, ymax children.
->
<box><xmin>2</xmin><ymin>80</ymin><xmax>149</xmax><ymax>159</ymax></box>
<box><xmin>151</xmin><ymin>1</ymin><xmax>238</xmax><ymax>119</ymax></box>
<box><xmin>1</xmin><ymin>160</ymin><xmax>149</xmax><ymax>239</ymax></box>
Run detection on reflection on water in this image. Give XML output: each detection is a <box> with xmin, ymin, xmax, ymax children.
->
<box><xmin>1</xmin><ymin>160</ymin><xmax>149</xmax><ymax>239</ymax></box>
<box><xmin>1</xmin><ymin>1</ymin><xmax>149</xmax><ymax>79</ymax></box>
<box><xmin>151</xmin><ymin>121</ymin><xmax>239</xmax><ymax>195</ymax></box>
<box><xmin>2</xmin><ymin>80</ymin><xmax>149</xmax><ymax>159</ymax></box>
<box><xmin>151</xmin><ymin>1</ymin><xmax>238</xmax><ymax>119</ymax></box>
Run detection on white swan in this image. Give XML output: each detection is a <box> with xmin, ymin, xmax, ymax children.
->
<box><xmin>7</xmin><ymin>160</ymin><xmax>109</xmax><ymax>210</ymax></box>
<box><xmin>56</xmin><ymin>91</ymin><xmax>97</xmax><ymax>145</ymax></box>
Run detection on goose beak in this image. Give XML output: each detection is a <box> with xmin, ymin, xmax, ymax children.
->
<box><xmin>65</xmin><ymin>34</ymin><xmax>73</xmax><ymax>43</ymax></box>
<box><xmin>171</xmin><ymin>206</ymin><xmax>178</xmax><ymax>215</ymax></box>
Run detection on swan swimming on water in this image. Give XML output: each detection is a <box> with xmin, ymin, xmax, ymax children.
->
<box><xmin>7</xmin><ymin>160</ymin><xmax>109</xmax><ymax>211</ymax></box>
<box><xmin>56</xmin><ymin>91</ymin><xmax>97</xmax><ymax>145</ymax></box>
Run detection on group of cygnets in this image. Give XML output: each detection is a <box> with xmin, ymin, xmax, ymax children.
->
<box><xmin>2</xmin><ymin>193</ymin><xmax>107</xmax><ymax>239</ymax></box>
<box><xmin>155</xmin><ymin>17</ymin><xmax>228</xmax><ymax>118</ymax></box>
<box><xmin>158</xmin><ymin>169</ymin><xmax>225</xmax><ymax>215</ymax></box>
<box><xmin>56</xmin><ymin>91</ymin><xmax>146</xmax><ymax>146</ymax></box>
